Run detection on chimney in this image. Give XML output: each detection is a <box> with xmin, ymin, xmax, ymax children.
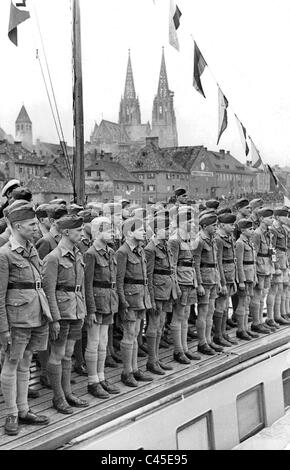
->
<box><xmin>220</xmin><ymin>149</ymin><xmax>225</xmax><ymax>154</ymax></box>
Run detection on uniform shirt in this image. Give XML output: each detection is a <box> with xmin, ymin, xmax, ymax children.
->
<box><xmin>36</xmin><ymin>230</ymin><xmax>60</xmax><ymax>260</ymax></box>
<box><xmin>42</xmin><ymin>239</ymin><xmax>86</xmax><ymax>322</ymax></box>
<box><xmin>193</xmin><ymin>231</ymin><xmax>219</xmax><ymax>286</ymax></box>
<box><xmin>168</xmin><ymin>232</ymin><xmax>197</xmax><ymax>287</ymax></box>
<box><xmin>84</xmin><ymin>241</ymin><xmax>118</xmax><ymax>315</ymax></box>
<box><xmin>252</xmin><ymin>226</ymin><xmax>273</xmax><ymax>276</ymax></box>
<box><xmin>215</xmin><ymin>230</ymin><xmax>236</xmax><ymax>286</ymax></box>
<box><xmin>116</xmin><ymin>241</ymin><xmax>151</xmax><ymax>311</ymax></box>
<box><xmin>145</xmin><ymin>237</ymin><xmax>179</xmax><ymax>306</ymax></box>
<box><xmin>270</xmin><ymin>223</ymin><xmax>288</xmax><ymax>271</ymax></box>
<box><xmin>0</xmin><ymin>236</ymin><xmax>52</xmax><ymax>333</ymax></box>
<box><xmin>236</xmin><ymin>234</ymin><xmax>257</xmax><ymax>284</ymax></box>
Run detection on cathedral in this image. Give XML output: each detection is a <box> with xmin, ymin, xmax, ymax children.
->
<box><xmin>90</xmin><ymin>48</ymin><xmax>178</xmax><ymax>153</ymax></box>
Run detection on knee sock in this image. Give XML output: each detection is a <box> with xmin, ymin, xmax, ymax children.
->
<box><xmin>47</xmin><ymin>363</ymin><xmax>64</xmax><ymax>401</ymax></box>
<box><xmin>213</xmin><ymin>311</ymin><xmax>223</xmax><ymax>339</ymax></box>
<box><xmin>74</xmin><ymin>339</ymin><xmax>84</xmax><ymax>368</ymax></box>
<box><xmin>16</xmin><ymin>369</ymin><xmax>30</xmax><ymax>416</ymax></box>
<box><xmin>85</xmin><ymin>349</ymin><xmax>98</xmax><ymax>385</ymax></box>
<box><xmin>146</xmin><ymin>334</ymin><xmax>157</xmax><ymax>364</ymax></box>
<box><xmin>132</xmin><ymin>339</ymin><xmax>138</xmax><ymax>372</ymax></box>
<box><xmin>221</xmin><ymin>310</ymin><xmax>227</xmax><ymax>335</ymax></box>
<box><xmin>156</xmin><ymin>332</ymin><xmax>162</xmax><ymax>361</ymax></box>
<box><xmin>38</xmin><ymin>349</ymin><xmax>49</xmax><ymax>377</ymax></box>
<box><xmin>181</xmin><ymin>320</ymin><xmax>189</xmax><ymax>353</ymax></box>
<box><xmin>61</xmin><ymin>359</ymin><xmax>72</xmax><ymax>397</ymax></box>
<box><xmin>1</xmin><ymin>363</ymin><xmax>18</xmax><ymax>416</ymax></box>
<box><xmin>170</xmin><ymin>324</ymin><xmax>183</xmax><ymax>353</ymax></box>
<box><xmin>97</xmin><ymin>348</ymin><xmax>106</xmax><ymax>382</ymax></box>
<box><xmin>206</xmin><ymin>318</ymin><xmax>213</xmax><ymax>344</ymax></box>
<box><xmin>120</xmin><ymin>341</ymin><xmax>133</xmax><ymax>375</ymax></box>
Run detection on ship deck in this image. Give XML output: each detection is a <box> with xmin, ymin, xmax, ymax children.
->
<box><xmin>0</xmin><ymin>326</ymin><xmax>290</xmax><ymax>450</ymax></box>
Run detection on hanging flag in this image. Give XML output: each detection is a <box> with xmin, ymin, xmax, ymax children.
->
<box><xmin>169</xmin><ymin>0</ymin><xmax>182</xmax><ymax>51</ymax></box>
<box><xmin>266</xmin><ymin>164</ymin><xmax>279</xmax><ymax>188</ymax></box>
<box><xmin>248</xmin><ymin>136</ymin><xmax>264</xmax><ymax>170</ymax></box>
<box><xmin>8</xmin><ymin>1</ymin><xmax>30</xmax><ymax>46</ymax></box>
<box><xmin>193</xmin><ymin>41</ymin><xmax>207</xmax><ymax>98</ymax></box>
<box><xmin>217</xmin><ymin>87</ymin><xmax>229</xmax><ymax>145</ymax></box>
<box><xmin>235</xmin><ymin>115</ymin><xmax>249</xmax><ymax>157</ymax></box>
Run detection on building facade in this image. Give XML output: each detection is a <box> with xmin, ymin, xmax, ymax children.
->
<box><xmin>15</xmin><ymin>105</ymin><xmax>33</xmax><ymax>149</ymax></box>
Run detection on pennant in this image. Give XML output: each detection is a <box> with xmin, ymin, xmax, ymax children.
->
<box><xmin>217</xmin><ymin>87</ymin><xmax>229</xmax><ymax>145</ymax></box>
<box><xmin>266</xmin><ymin>164</ymin><xmax>279</xmax><ymax>188</ymax></box>
<box><xmin>193</xmin><ymin>41</ymin><xmax>207</xmax><ymax>98</ymax></box>
<box><xmin>8</xmin><ymin>1</ymin><xmax>30</xmax><ymax>46</ymax></box>
<box><xmin>248</xmin><ymin>137</ymin><xmax>264</xmax><ymax>170</ymax></box>
<box><xmin>235</xmin><ymin>115</ymin><xmax>249</xmax><ymax>157</ymax></box>
<box><xmin>169</xmin><ymin>0</ymin><xmax>182</xmax><ymax>51</ymax></box>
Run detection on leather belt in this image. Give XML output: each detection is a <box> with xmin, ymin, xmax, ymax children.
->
<box><xmin>223</xmin><ymin>259</ymin><xmax>235</xmax><ymax>264</ymax></box>
<box><xmin>277</xmin><ymin>247</ymin><xmax>286</xmax><ymax>252</ymax></box>
<box><xmin>93</xmin><ymin>281</ymin><xmax>116</xmax><ymax>289</ymax></box>
<box><xmin>8</xmin><ymin>281</ymin><xmax>42</xmax><ymax>290</ymax></box>
<box><xmin>56</xmin><ymin>285</ymin><xmax>82</xmax><ymax>293</ymax></box>
<box><xmin>154</xmin><ymin>269</ymin><xmax>173</xmax><ymax>276</ymax></box>
<box><xmin>178</xmin><ymin>261</ymin><xmax>193</xmax><ymax>267</ymax></box>
<box><xmin>124</xmin><ymin>278</ymin><xmax>148</xmax><ymax>286</ymax></box>
<box><xmin>201</xmin><ymin>263</ymin><xmax>217</xmax><ymax>268</ymax></box>
<box><xmin>243</xmin><ymin>261</ymin><xmax>254</xmax><ymax>265</ymax></box>
<box><xmin>257</xmin><ymin>253</ymin><xmax>270</xmax><ymax>257</ymax></box>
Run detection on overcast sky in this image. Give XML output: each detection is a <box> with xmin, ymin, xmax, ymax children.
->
<box><xmin>1</xmin><ymin>0</ymin><xmax>290</xmax><ymax>166</ymax></box>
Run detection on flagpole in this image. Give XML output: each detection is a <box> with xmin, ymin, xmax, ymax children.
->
<box><xmin>72</xmin><ymin>0</ymin><xmax>85</xmax><ymax>206</ymax></box>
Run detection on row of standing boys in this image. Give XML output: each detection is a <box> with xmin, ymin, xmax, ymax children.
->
<box><xmin>0</xmin><ymin>180</ymin><xmax>290</xmax><ymax>437</ymax></box>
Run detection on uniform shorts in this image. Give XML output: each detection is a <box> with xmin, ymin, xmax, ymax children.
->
<box><xmin>7</xmin><ymin>323</ymin><xmax>49</xmax><ymax>361</ymax></box>
<box><xmin>120</xmin><ymin>308</ymin><xmax>145</xmax><ymax>323</ymax></box>
<box><xmin>155</xmin><ymin>299</ymin><xmax>173</xmax><ymax>314</ymax></box>
<box><xmin>53</xmin><ymin>319</ymin><xmax>84</xmax><ymax>346</ymax></box>
<box><xmin>255</xmin><ymin>275</ymin><xmax>271</xmax><ymax>290</ymax></box>
<box><xmin>95</xmin><ymin>312</ymin><xmax>114</xmax><ymax>326</ymax></box>
<box><xmin>175</xmin><ymin>285</ymin><xmax>197</xmax><ymax>307</ymax></box>
<box><xmin>198</xmin><ymin>284</ymin><xmax>218</xmax><ymax>305</ymax></box>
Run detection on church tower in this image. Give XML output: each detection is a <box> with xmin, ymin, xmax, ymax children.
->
<box><xmin>151</xmin><ymin>48</ymin><xmax>178</xmax><ymax>148</ymax></box>
<box><xmin>119</xmin><ymin>50</ymin><xmax>141</xmax><ymax>126</ymax></box>
<box><xmin>15</xmin><ymin>105</ymin><xmax>33</xmax><ymax>148</ymax></box>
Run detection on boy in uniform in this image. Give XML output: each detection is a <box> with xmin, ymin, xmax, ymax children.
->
<box><xmin>43</xmin><ymin>214</ymin><xmax>89</xmax><ymax>414</ymax></box>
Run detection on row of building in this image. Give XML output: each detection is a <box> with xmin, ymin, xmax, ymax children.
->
<box><xmin>0</xmin><ymin>47</ymin><xmax>289</xmax><ymax>205</ymax></box>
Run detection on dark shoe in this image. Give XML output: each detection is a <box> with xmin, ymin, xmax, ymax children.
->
<box><xmin>88</xmin><ymin>383</ymin><xmax>110</xmax><ymax>399</ymax></box>
<box><xmin>173</xmin><ymin>352</ymin><xmax>191</xmax><ymax>364</ymax></box>
<box><xmin>4</xmin><ymin>415</ymin><xmax>19</xmax><ymax>436</ymax></box>
<box><xmin>236</xmin><ymin>331</ymin><xmax>252</xmax><ymax>341</ymax></box>
<box><xmin>265</xmin><ymin>319</ymin><xmax>280</xmax><ymax>330</ymax></box>
<box><xmin>187</xmin><ymin>327</ymin><xmax>198</xmax><ymax>340</ymax></box>
<box><xmin>251</xmin><ymin>324</ymin><xmax>270</xmax><ymax>335</ymax></box>
<box><xmin>138</xmin><ymin>347</ymin><xmax>147</xmax><ymax>358</ymax></box>
<box><xmin>100</xmin><ymin>380</ymin><xmax>121</xmax><ymax>395</ymax></box>
<box><xmin>133</xmin><ymin>369</ymin><xmax>153</xmax><ymax>382</ymax></box>
<box><xmin>139</xmin><ymin>343</ymin><xmax>148</xmax><ymax>354</ymax></box>
<box><xmin>209</xmin><ymin>342</ymin><xmax>224</xmax><ymax>353</ymax></box>
<box><xmin>223</xmin><ymin>334</ymin><xmax>239</xmax><ymax>345</ymax></box>
<box><xmin>28</xmin><ymin>388</ymin><xmax>40</xmax><ymax>399</ymax></box>
<box><xmin>74</xmin><ymin>364</ymin><xmax>88</xmax><ymax>376</ymax></box>
<box><xmin>105</xmin><ymin>355</ymin><xmax>119</xmax><ymax>368</ymax></box>
<box><xmin>121</xmin><ymin>372</ymin><xmax>138</xmax><ymax>388</ymax></box>
<box><xmin>40</xmin><ymin>375</ymin><xmax>51</xmax><ymax>389</ymax></box>
<box><xmin>19</xmin><ymin>410</ymin><xmax>49</xmax><ymax>426</ymax></box>
<box><xmin>227</xmin><ymin>319</ymin><xmax>237</xmax><ymax>328</ymax></box>
<box><xmin>185</xmin><ymin>350</ymin><xmax>201</xmax><ymax>361</ymax></box>
<box><xmin>65</xmin><ymin>394</ymin><xmax>89</xmax><ymax>408</ymax></box>
<box><xmin>111</xmin><ymin>352</ymin><xmax>122</xmax><ymax>364</ymax></box>
<box><xmin>246</xmin><ymin>330</ymin><xmax>260</xmax><ymax>338</ymax></box>
<box><xmin>146</xmin><ymin>362</ymin><xmax>166</xmax><ymax>375</ymax></box>
<box><xmin>159</xmin><ymin>338</ymin><xmax>170</xmax><ymax>349</ymax></box>
<box><xmin>275</xmin><ymin>316</ymin><xmax>290</xmax><ymax>325</ymax></box>
<box><xmin>197</xmin><ymin>344</ymin><xmax>216</xmax><ymax>356</ymax></box>
<box><xmin>261</xmin><ymin>322</ymin><xmax>276</xmax><ymax>333</ymax></box>
<box><xmin>158</xmin><ymin>361</ymin><xmax>173</xmax><ymax>371</ymax></box>
<box><xmin>213</xmin><ymin>336</ymin><xmax>233</xmax><ymax>347</ymax></box>
<box><xmin>52</xmin><ymin>397</ymin><xmax>74</xmax><ymax>415</ymax></box>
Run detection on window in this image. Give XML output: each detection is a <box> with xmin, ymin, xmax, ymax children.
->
<box><xmin>97</xmin><ymin>171</ymin><xmax>101</xmax><ymax>178</ymax></box>
<box><xmin>166</xmin><ymin>173</ymin><xmax>171</xmax><ymax>180</ymax></box>
<box><xmin>236</xmin><ymin>384</ymin><xmax>265</xmax><ymax>443</ymax></box>
<box><xmin>176</xmin><ymin>412</ymin><xmax>214</xmax><ymax>450</ymax></box>
<box><xmin>147</xmin><ymin>173</ymin><xmax>155</xmax><ymax>179</ymax></box>
<box><xmin>176</xmin><ymin>174</ymin><xmax>180</xmax><ymax>180</ymax></box>
<box><xmin>147</xmin><ymin>185</ymin><xmax>156</xmax><ymax>192</ymax></box>
<box><xmin>87</xmin><ymin>171</ymin><xmax>91</xmax><ymax>177</ymax></box>
<box><xmin>19</xmin><ymin>167</ymin><xmax>23</xmax><ymax>174</ymax></box>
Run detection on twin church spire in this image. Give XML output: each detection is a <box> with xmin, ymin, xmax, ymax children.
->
<box><xmin>119</xmin><ymin>48</ymin><xmax>178</xmax><ymax>148</ymax></box>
